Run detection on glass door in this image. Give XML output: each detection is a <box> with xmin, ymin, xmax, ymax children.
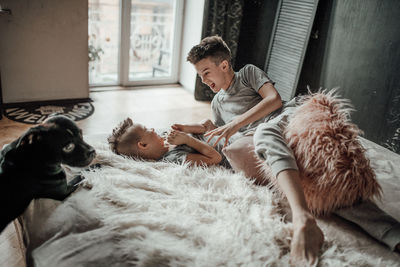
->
<box><xmin>89</xmin><ymin>0</ymin><xmax>183</xmax><ymax>87</ymax></box>
<box><xmin>89</xmin><ymin>0</ymin><xmax>120</xmax><ymax>86</ymax></box>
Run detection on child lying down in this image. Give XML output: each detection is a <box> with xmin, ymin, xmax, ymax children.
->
<box><xmin>107</xmin><ymin>117</ymin><xmax>230</xmax><ymax>167</ymax></box>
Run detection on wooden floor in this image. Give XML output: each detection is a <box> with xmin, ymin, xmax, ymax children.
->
<box><xmin>0</xmin><ymin>85</ymin><xmax>211</xmax><ymax>267</ymax></box>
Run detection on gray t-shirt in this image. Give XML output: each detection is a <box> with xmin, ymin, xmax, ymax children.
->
<box><xmin>211</xmin><ymin>64</ymin><xmax>276</xmax><ymax>133</ymax></box>
<box><xmin>161</xmin><ymin>134</ymin><xmax>230</xmax><ymax>168</ymax></box>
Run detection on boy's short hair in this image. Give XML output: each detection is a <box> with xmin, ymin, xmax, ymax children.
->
<box><xmin>187</xmin><ymin>35</ymin><xmax>232</xmax><ymax>66</ymax></box>
<box><xmin>107</xmin><ymin>117</ymin><xmax>141</xmax><ymax>157</ymax></box>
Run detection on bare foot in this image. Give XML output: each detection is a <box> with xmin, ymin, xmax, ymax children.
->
<box><xmin>290</xmin><ymin>215</ymin><xmax>324</xmax><ymax>267</ymax></box>
<box><xmin>167</xmin><ymin>130</ymin><xmax>189</xmax><ymax>146</ymax></box>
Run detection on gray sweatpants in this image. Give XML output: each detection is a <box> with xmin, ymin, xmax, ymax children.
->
<box><xmin>251</xmin><ymin>99</ymin><xmax>400</xmax><ymax>251</ymax></box>
<box><xmin>253</xmin><ymin>98</ymin><xmax>298</xmax><ymax>178</ymax></box>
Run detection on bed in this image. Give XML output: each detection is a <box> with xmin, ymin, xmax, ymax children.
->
<box><xmin>17</xmin><ymin>133</ymin><xmax>400</xmax><ymax>267</ymax></box>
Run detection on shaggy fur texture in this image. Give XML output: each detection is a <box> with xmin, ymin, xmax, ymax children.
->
<box><xmin>21</xmin><ymin>141</ymin><xmax>400</xmax><ymax>266</ymax></box>
<box><xmin>284</xmin><ymin>90</ymin><xmax>381</xmax><ymax>215</ymax></box>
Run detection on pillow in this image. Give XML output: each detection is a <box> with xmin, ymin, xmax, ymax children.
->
<box><xmin>223</xmin><ymin>90</ymin><xmax>382</xmax><ymax>215</ymax></box>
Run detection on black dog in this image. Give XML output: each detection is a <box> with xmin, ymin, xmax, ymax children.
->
<box><xmin>0</xmin><ymin>115</ymin><xmax>96</xmax><ymax>233</ymax></box>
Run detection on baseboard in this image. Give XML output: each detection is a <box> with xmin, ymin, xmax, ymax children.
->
<box><xmin>2</xmin><ymin>98</ymin><xmax>93</xmax><ymax>109</ymax></box>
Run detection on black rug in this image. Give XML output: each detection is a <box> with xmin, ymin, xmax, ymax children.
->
<box><xmin>3</xmin><ymin>101</ymin><xmax>94</xmax><ymax>124</ymax></box>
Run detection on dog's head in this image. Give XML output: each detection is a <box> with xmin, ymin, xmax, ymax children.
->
<box><xmin>15</xmin><ymin>115</ymin><xmax>96</xmax><ymax>167</ymax></box>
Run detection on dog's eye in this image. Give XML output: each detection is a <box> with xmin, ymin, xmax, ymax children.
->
<box><xmin>63</xmin><ymin>143</ymin><xmax>75</xmax><ymax>153</ymax></box>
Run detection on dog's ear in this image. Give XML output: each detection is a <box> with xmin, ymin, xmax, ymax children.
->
<box><xmin>16</xmin><ymin>128</ymin><xmax>44</xmax><ymax>148</ymax></box>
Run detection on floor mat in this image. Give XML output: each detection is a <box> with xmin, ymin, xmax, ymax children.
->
<box><xmin>3</xmin><ymin>101</ymin><xmax>94</xmax><ymax>124</ymax></box>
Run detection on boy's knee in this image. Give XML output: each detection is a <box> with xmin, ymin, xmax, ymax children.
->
<box><xmin>253</xmin><ymin>122</ymin><xmax>285</xmax><ymax>157</ymax></box>
<box><xmin>253</xmin><ymin>125</ymin><xmax>272</xmax><ymax>160</ymax></box>
<box><xmin>254</xmin><ymin>122</ymin><xmax>282</xmax><ymax>142</ymax></box>
<box><xmin>253</xmin><ymin>122</ymin><xmax>298</xmax><ymax>176</ymax></box>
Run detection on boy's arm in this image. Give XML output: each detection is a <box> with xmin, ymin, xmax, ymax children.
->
<box><xmin>167</xmin><ymin>130</ymin><xmax>222</xmax><ymax>166</ymax></box>
<box><xmin>205</xmin><ymin>82</ymin><xmax>282</xmax><ymax>147</ymax></box>
<box><xmin>172</xmin><ymin>119</ymin><xmax>217</xmax><ymax>134</ymax></box>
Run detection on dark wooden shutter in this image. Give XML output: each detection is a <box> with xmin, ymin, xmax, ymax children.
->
<box><xmin>264</xmin><ymin>0</ymin><xmax>319</xmax><ymax>101</ymax></box>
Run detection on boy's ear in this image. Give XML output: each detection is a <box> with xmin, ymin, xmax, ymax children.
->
<box><xmin>137</xmin><ymin>141</ymin><xmax>148</xmax><ymax>150</ymax></box>
<box><xmin>220</xmin><ymin>60</ymin><xmax>229</xmax><ymax>71</ymax></box>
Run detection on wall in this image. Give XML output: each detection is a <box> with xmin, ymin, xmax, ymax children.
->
<box><xmin>178</xmin><ymin>0</ymin><xmax>205</xmax><ymax>93</ymax></box>
<box><xmin>0</xmin><ymin>0</ymin><xmax>88</xmax><ymax>103</ymax></box>
<box><xmin>298</xmin><ymin>0</ymin><xmax>400</xmax><ymax>152</ymax></box>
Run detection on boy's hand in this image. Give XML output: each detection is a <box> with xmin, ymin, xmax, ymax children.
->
<box><xmin>167</xmin><ymin>130</ymin><xmax>189</xmax><ymax>145</ymax></box>
<box><xmin>171</xmin><ymin>124</ymin><xmax>187</xmax><ymax>132</ymax></box>
<box><xmin>204</xmin><ymin>121</ymin><xmax>240</xmax><ymax>147</ymax></box>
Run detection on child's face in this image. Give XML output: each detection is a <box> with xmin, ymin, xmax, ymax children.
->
<box><xmin>194</xmin><ymin>57</ymin><xmax>231</xmax><ymax>93</ymax></box>
<box><xmin>122</xmin><ymin>123</ymin><xmax>168</xmax><ymax>159</ymax></box>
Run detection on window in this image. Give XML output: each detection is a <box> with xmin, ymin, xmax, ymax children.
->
<box><xmin>88</xmin><ymin>0</ymin><xmax>183</xmax><ymax>87</ymax></box>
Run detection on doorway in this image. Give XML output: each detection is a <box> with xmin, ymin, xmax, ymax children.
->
<box><xmin>88</xmin><ymin>0</ymin><xmax>183</xmax><ymax>87</ymax></box>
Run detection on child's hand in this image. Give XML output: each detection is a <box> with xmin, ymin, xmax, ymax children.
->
<box><xmin>167</xmin><ymin>130</ymin><xmax>189</xmax><ymax>145</ymax></box>
<box><xmin>171</xmin><ymin>123</ymin><xmax>208</xmax><ymax>134</ymax></box>
<box><xmin>171</xmin><ymin>123</ymin><xmax>187</xmax><ymax>132</ymax></box>
<box><xmin>201</xmin><ymin>119</ymin><xmax>217</xmax><ymax>132</ymax></box>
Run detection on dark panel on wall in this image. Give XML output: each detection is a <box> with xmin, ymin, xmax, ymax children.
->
<box><xmin>297</xmin><ymin>0</ymin><xmax>335</xmax><ymax>95</ymax></box>
<box><xmin>298</xmin><ymin>0</ymin><xmax>400</xmax><ymax>153</ymax></box>
<box><xmin>235</xmin><ymin>0</ymin><xmax>280</xmax><ymax>70</ymax></box>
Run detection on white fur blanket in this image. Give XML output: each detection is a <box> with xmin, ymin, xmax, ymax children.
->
<box><xmin>21</xmin><ymin>137</ymin><xmax>400</xmax><ymax>266</ymax></box>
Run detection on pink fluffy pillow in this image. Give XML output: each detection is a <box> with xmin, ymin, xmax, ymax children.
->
<box><xmin>223</xmin><ymin>90</ymin><xmax>381</xmax><ymax>215</ymax></box>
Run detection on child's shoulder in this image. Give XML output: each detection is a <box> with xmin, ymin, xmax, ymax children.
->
<box><xmin>239</xmin><ymin>64</ymin><xmax>263</xmax><ymax>74</ymax></box>
<box><xmin>237</xmin><ymin>64</ymin><xmax>264</xmax><ymax>79</ymax></box>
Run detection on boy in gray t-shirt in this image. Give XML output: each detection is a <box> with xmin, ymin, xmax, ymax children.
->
<box><xmin>210</xmin><ymin>63</ymin><xmax>299</xmax><ymax>177</ymax></box>
<box><xmin>107</xmin><ymin>117</ymin><xmax>228</xmax><ymax>167</ymax></box>
<box><xmin>185</xmin><ymin>35</ymin><xmax>323</xmax><ymax>266</ymax></box>
<box><xmin>185</xmin><ymin>36</ymin><xmax>400</xmax><ymax>264</ymax></box>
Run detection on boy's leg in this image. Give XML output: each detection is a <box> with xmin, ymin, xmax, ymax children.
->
<box><xmin>277</xmin><ymin>169</ymin><xmax>324</xmax><ymax>265</ymax></box>
<box><xmin>253</xmin><ymin>100</ymin><xmax>298</xmax><ymax>178</ymax></box>
<box><xmin>334</xmin><ymin>200</ymin><xmax>400</xmax><ymax>251</ymax></box>
<box><xmin>253</xmin><ymin>108</ymin><xmax>324</xmax><ymax>265</ymax></box>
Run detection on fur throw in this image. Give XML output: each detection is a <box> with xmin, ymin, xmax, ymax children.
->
<box><xmin>22</xmin><ymin>141</ymin><xmax>399</xmax><ymax>266</ymax></box>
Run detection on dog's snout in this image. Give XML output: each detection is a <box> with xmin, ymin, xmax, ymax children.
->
<box><xmin>87</xmin><ymin>147</ymin><xmax>96</xmax><ymax>158</ymax></box>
